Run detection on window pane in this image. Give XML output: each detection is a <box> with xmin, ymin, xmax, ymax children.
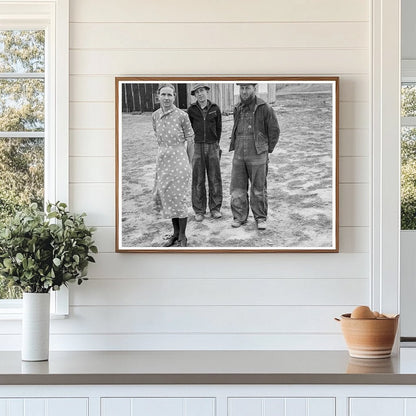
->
<box><xmin>402</xmin><ymin>83</ymin><xmax>416</xmax><ymax>117</ymax></box>
<box><xmin>401</xmin><ymin>127</ymin><xmax>416</xmax><ymax>230</ymax></box>
<box><xmin>0</xmin><ymin>78</ymin><xmax>44</xmax><ymax>132</ymax></box>
<box><xmin>0</xmin><ymin>30</ymin><xmax>45</xmax><ymax>73</ymax></box>
<box><xmin>0</xmin><ymin>137</ymin><xmax>44</xmax><ymax>217</ymax></box>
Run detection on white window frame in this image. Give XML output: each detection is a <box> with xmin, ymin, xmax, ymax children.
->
<box><xmin>371</xmin><ymin>0</ymin><xmax>401</xmax><ymax>323</ymax></box>
<box><xmin>0</xmin><ymin>0</ymin><xmax>69</xmax><ymax>317</ymax></box>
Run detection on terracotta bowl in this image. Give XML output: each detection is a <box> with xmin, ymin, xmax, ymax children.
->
<box><xmin>347</xmin><ymin>357</ymin><xmax>394</xmax><ymax>373</ymax></box>
<box><xmin>337</xmin><ymin>313</ymin><xmax>399</xmax><ymax>359</ymax></box>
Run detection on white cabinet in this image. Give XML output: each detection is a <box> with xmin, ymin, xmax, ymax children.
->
<box><xmin>3</xmin><ymin>385</ymin><xmax>416</xmax><ymax>416</ymax></box>
<box><xmin>0</xmin><ymin>398</ymin><xmax>88</xmax><ymax>416</ymax></box>
<box><xmin>101</xmin><ymin>397</ymin><xmax>215</xmax><ymax>416</ymax></box>
<box><xmin>350</xmin><ymin>398</ymin><xmax>416</xmax><ymax>416</ymax></box>
<box><xmin>228</xmin><ymin>398</ymin><xmax>335</xmax><ymax>416</ymax></box>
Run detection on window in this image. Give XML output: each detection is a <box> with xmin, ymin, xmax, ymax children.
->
<box><xmin>401</xmin><ymin>63</ymin><xmax>416</xmax><ymax>230</ymax></box>
<box><xmin>0</xmin><ymin>0</ymin><xmax>69</xmax><ymax>314</ymax></box>
<box><xmin>0</xmin><ymin>29</ymin><xmax>45</xmax><ymax>300</ymax></box>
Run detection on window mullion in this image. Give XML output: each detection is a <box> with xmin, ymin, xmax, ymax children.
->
<box><xmin>401</xmin><ymin>117</ymin><xmax>416</xmax><ymax>127</ymax></box>
<box><xmin>0</xmin><ymin>73</ymin><xmax>44</xmax><ymax>79</ymax></box>
<box><xmin>0</xmin><ymin>132</ymin><xmax>45</xmax><ymax>138</ymax></box>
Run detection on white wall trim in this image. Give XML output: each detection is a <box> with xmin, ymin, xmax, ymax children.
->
<box><xmin>371</xmin><ymin>0</ymin><xmax>401</xmax><ymax>315</ymax></box>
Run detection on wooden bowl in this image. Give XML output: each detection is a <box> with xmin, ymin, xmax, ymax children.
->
<box><xmin>337</xmin><ymin>313</ymin><xmax>399</xmax><ymax>359</ymax></box>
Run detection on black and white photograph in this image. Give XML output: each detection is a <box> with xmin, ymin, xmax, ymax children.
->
<box><xmin>115</xmin><ymin>77</ymin><xmax>338</xmax><ymax>252</ymax></box>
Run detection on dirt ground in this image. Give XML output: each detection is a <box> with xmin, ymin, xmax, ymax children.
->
<box><xmin>120</xmin><ymin>92</ymin><xmax>334</xmax><ymax>249</ymax></box>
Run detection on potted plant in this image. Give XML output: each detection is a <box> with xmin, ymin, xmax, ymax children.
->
<box><xmin>0</xmin><ymin>202</ymin><xmax>97</xmax><ymax>361</ymax></box>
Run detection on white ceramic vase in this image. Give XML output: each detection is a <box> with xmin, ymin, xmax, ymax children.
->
<box><xmin>22</xmin><ymin>292</ymin><xmax>50</xmax><ymax>361</ymax></box>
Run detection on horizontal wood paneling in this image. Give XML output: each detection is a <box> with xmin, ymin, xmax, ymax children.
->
<box><xmin>48</xmin><ymin>305</ymin><xmax>355</xmax><ymax>334</ymax></box>
<box><xmin>0</xmin><ymin>333</ymin><xmax>348</xmax><ymax>350</ymax></box>
<box><xmin>339</xmin><ymin>227</ymin><xmax>369</xmax><ymax>252</ymax></box>
<box><xmin>69</xmin><ymin>183</ymin><xmax>114</xmax><ymax>226</ymax></box>
<box><xmin>70</xmin><ymin>157</ymin><xmax>114</xmax><ymax>183</ymax></box>
<box><xmin>70</xmin><ymin>129</ymin><xmax>115</xmax><ymax>157</ymax></box>
<box><xmin>69</xmin><ymin>0</ymin><xmax>369</xmax><ymax>23</ymax></box>
<box><xmin>339</xmin><ymin>102</ymin><xmax>369</xmax><ymax>129</ymax></box>
<box><xmin>70</xmin><ymin>75</ymin><xmax>114</xmax><ymax>102</ymax></box>
<box><xmin>70</xmin><ymin>49</ymin><xmax>368</xmax><ymax>76</ymax></box>
<box><xmin>339</xmin><ymin>184</ymin><xmax>369</xmax><ymax>227</ymax></box>
<box><xmin>69</xmin><ymin>75</ymin><xmax>368</xmax><ymax>103</ymax></box>
<box><xmin>339</xmin><ymin>157</ymin><xmax>369</xmax><ymax>183</ymax></box>
<box><xmin>339</xmin><ymin>129</ymin><xmax>369</xmax><ymax>157</ymax></box>
<box><xmin>86</xmin><ymin>253</ymin><xmax>369</xmax><ymax>279</ymax></box>
<box><xmin>70</xmin><ymin>22</ymin><xmax>368</xmax><ymax>49</ymax></box>
<box><xmin>70</xmin><ymin>102</ymin><xmax>113</xmax><ymax>129</ymax></box>
<box><xmin>91</xmin><ymin>227</ymin><xmax>115</xmax><ymax>253</ymax></box>
<box><xmin>70</xmin><ymin>277</ymin><xmax>368</xmax><ymax>306</ymax></box>
<box><xmin>0</xmin><ymin>306</ymin><xmax>355</xmax><ymax>335</ymax></box>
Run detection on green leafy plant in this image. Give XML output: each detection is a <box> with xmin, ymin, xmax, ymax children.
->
<box><xmin>0</xmin><ymin>202</ymin><xmax>97</xmax><ymax>293</ymax></box>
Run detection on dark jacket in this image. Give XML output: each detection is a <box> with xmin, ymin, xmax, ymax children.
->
<box><xmin>187</xmin><ymin>100</ymin><xmax>222</xmax><ymax>144</ymax></box>
<box><xmin>229</xmin><ymin>97</ymin><xmax>280</xmax><ymax>154</ymax></box>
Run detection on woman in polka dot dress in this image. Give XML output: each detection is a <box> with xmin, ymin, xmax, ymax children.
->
<box><xmin>152</xmin><ymin>84</ymin><xmax>194</xmax><ymax>247</ymax></box>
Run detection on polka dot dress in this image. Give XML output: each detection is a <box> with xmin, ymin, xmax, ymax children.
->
<box><xmin>152</xmin><ymin>105</ymin><xmax>194</xmax><ymax>219</ymax></box>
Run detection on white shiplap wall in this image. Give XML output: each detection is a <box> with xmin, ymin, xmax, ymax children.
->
<box><xmin>53</xmin><ymin>0</ymin><xmax>371</xmax><ymax>350</ymax></box>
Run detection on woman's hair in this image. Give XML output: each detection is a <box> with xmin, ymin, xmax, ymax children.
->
<box><xmin>157</xmin><ymin>83</ymin><xmax>176</xmax><ymax>94</ymax></box>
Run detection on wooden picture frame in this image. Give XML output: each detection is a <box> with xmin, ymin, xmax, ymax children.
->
<box><xmin>115</xmin><ymin>77</ymin><xmax>339</xmax><ymax>253</ymax></box>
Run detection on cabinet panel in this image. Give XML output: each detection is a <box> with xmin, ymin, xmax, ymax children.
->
<box><xmin>185</xmin><ymin>398</ymin><xmax>215</xmax><ymax>416</ymax></box>
<box><xmin>24</xmin><ymin>399</ymin><xmax>45</xmax><ymax>416</ymax></box>
<box><xmin>0</xmin><ymin>399</ymin><xmax>87</xmax><ymax>416</ymax></box>
<box><xmin>309</xmin><ymin>398</ymin><xmax>336</xmax><ymax>416</ymax></box>
<box><xmin>351</xmin><ymin>398</ymin><xmax>416</xmax><ymax>416</ymax></box>
<box><xmin>405</xmin><ymin>398</ymin><xmax>416</xmax><ymax>414</ymax></box>
<box><xmin>6</xmin><ymin>399</ymin><xmax>23</xmax><ymax>416</ymax></box>
<box><xmin>285</xmin><ymin>398</ymin><xmax>306</xmax><ymax>415</ymax></box>
<box><xmin>101</xmin><ymin>398</ymin><xmax>131</xmax><ymax>416</ymax></box>
<box><xmin>0</xmin><ymin>400</ymin><xmax>6</xmax><ymax>416</ymax></box>
<box><xmin>47</xmin><ymin>398</ymin><xmax>88</xmax><ymax>416</ymax></box>
<box><xmin>265</xmin><ymin>398</ymin><xmax>285</xmax><ymax>415</ymax></box>
<box><xmin>229</xmin><ymin>398</ymin><xmax>262</xmax><ymax>416</ymax></box>
<box><xmin>349</xmin><ymin>398</ymin><xmax>404</xmax><ymax>416</ymax></box>
<box><xmin>228</xmin><ymin>398</ymin><xmax>335</xmax><ymax>416</ymax></box>
<box><xmin>101</xmin><ymin>398</ymin><xmax>215</xmax><ymax>416</ymax></box>
<box><xmin>132</xmin><ymin>398</ymin><xmax>183</xmax><ymax>416</ymax></box>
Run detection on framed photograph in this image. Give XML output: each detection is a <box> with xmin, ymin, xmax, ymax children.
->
<box><xmin>115</xmin><ymin>77</ymin><xmax>339</xmax><ymax>253</ymax></box>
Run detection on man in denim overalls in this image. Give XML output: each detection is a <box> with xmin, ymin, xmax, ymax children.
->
<box><xmin>229</xmin><ymin>83</ymin><xmax>280</xmax><ymax>230</ymax></box>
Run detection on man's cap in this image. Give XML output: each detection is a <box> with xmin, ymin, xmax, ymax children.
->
<box><xmin>236</xmin><ymin>82</ymin><xmax>258</xmax><ymax>86</ymax></box>
<box><xmin>191</xmin><ymin>83</ymin><xmax>210</xmax><ymax>95</ymax></box>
